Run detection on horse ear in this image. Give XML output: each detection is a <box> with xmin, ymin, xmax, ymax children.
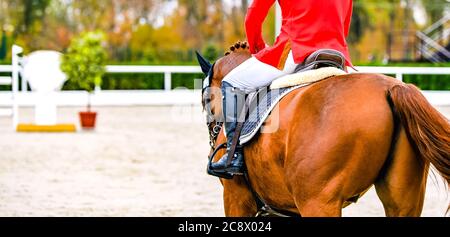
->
<box><xmin>196</xmin><ymin>51</ymin><xmax>212</xmax><ymax>76</ymax></box>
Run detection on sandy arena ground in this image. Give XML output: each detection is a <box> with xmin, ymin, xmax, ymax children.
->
<box><xmin>0</xmin><ymin>105</ymin><xmax>448</xmax><ymax>217</ymax></box>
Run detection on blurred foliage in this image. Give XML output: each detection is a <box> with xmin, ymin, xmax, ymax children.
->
<box><xmin>347</xmin><ymin>0</ymin><xmax>373</xmax><ymax>45</ymax></box>
<box><xmin>0</xmin><ymin>0</ymin><xmax>449</xmax><ymax>91</ymax></box>
<box><xmin>202</xmin><ymin>44</ymin><xmax>220</xmax><ymax>61</ymax></box>
<box><xmin>0</xmin><ymin>0</ymin><xmax>249</xmax><ymax>62</ymax></box>
<box><xmin>60</xmin><ymin>31</ymin><xmax>107</xmax><ymax>92</ymax></box>
<box><xmin>0</xmin><ymin>31</ymin><xmax>6</xmax><ymax>59</ymax></box>
<box><xmin>5</xmin><ymin>0</ymin><xmax>447</xmax><ymax>63</ymax></box>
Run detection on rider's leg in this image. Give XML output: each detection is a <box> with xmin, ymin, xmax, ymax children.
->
<box><xmin>210</xmin><ymin>55</ymin><xmax>294</xmax><ymax>177</ymax></box>
<box><xmin>221</xmin><ymin>57</ymin><xmax>287</xmax><ymax>92</ymax></box>
<box><xmin>283</xmin><ymin>51</ymin><xmax>298</xmax><ymax>73</ymax></box>
<box><xmin>209</xmin><ymin>81</ymin><xmax>246</xmax><ymax>175</ymax></box>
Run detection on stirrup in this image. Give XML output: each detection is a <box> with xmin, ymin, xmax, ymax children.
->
<box><xmin>206</xmin><ymin>143</ymin><xmax>234</xmax><ymax>179</ymax></box>
<box><xmin>208</xmin><ymin>152</ymin><xmax>244</xmax><ymax>178</ymax></box>
<box><xmin>207</xmin><ymin>166</ymin><xmax>234</xmax><ymax>179</ymax></box>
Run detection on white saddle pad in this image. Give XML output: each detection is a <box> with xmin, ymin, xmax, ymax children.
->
<box><xmin>270</xmin><ymin>67</ymin><xmax>347</xmax><ymax>89</ymax></box>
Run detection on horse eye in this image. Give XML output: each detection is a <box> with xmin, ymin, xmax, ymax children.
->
<box><xmin>203</xmin><ymin>92</ymin><xmax>212</xmax><ymax>102</ymax></box>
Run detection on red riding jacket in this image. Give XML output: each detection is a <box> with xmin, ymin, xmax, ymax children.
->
<box><xmin>245</xmin><ymin>0</ymin><xmax>353</xmax><ymax>69</ymax></box>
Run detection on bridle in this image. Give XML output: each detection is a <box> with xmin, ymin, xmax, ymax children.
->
<box><xmin>208</xmin><ymin>120</ymin><xmax>223</xmax><ymax>149</ymax></box>
<box><xmin>202</xmin><ymin>63</ymin><xmax>224</xmax><ymax>150</ymax></box>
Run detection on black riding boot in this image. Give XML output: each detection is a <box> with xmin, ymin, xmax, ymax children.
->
<box><xmin>209</xmin><ymin>82</ymin><xmax>245</xmax><ymax>178</ymax></box>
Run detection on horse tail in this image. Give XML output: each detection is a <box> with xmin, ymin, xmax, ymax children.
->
<box><xmin>387</xmin><ymin>84</ymin><xmax>450</xmax><ymax>189</ymax></box>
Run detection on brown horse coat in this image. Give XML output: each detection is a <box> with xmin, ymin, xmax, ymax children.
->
<box><xmin>204</xmin><ymin>46</ymin><xmax>450</xmax><ymax>217</ymax></box>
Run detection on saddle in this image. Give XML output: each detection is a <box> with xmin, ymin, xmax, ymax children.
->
<box><xmin>295</xmin><ymin>49</ymin><xmax>346</xmax><ymax>72</ymax></box>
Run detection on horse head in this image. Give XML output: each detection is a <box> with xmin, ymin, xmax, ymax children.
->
<box><xmin>196</xmin><ymin>42</ymin><xmax>251</xmax><ymax>146</ymax></box>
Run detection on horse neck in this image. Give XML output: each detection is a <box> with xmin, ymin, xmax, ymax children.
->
<box><xmin>215</xmin><ymin>52</ymin><xmax>251</xmax><ymax>85</ymax></box>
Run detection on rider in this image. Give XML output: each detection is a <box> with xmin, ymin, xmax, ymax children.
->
<box><xmin>210</xmin><ymin>0</ymin><xmax>354</xmax><ymax>177</ymax></box>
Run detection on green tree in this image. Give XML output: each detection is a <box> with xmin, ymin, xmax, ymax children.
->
<box><xmin>0</xmin><ymin>31</ymin><xmax>6</xmax><ymax>60</ymax></box>
<box><xmin>420</xmin><ymin>0</ymin><xmax>448</xmax><ymax>47</ymax></box>
<box><xmin>203</xmin><ymin>44</ymin><xmax>219</xmax><ymax>61</ymax></box>
<box><xmin>23</xmin><ymin>0</ymin><xmax>51</xmax><ymax>31</ymax></box>
<box><xmin>421</xmin><ymin>0</ymin><xmax>448</xmax><ymax>24</ymax></box>
<box><xmin>61</xmin><ymin>31</ymin><xmax>107</xmax><ymax>109</ymax></box>
<box><xmin>348</xmin><ymin>0</ymin><xmax>372</xmax><ymax>45</ymax></box>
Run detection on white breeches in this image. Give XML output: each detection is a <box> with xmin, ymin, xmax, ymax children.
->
<box><xmin>222</xmin><ymin>51</ymin><xmax>298</xmax><ymax>92</ymax></box>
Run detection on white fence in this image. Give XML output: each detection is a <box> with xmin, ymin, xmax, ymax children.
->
<box><xmin>108</xmin><ymin>66</ymin><xmax>450</xmax><ymax>91</ymax></box>
<box><xmin>106</xmin><ymin>65</ymin><xmax>202</xmax><ymax>91</ymax></box>
<box><xmin>1</xmin><ymin>64</ymin><xmax>450</xmax><ymax>92</ymax></box>
<box><xmin>0</xmin><ymin>64</ymin><xmax>449</xmax><ymax>106</ymax></box>
<box><xmin>356</xmin><ymin>66</ymin><xmax>450</xmax><ymax>81</ymax></box>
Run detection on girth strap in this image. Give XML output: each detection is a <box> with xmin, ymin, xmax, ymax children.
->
<box><xmin>243</xmin><ymin>172</ymin><xmax>302</xmax><ymax>218</ymax></box>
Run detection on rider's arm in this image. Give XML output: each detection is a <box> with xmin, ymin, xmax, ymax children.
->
<box><xmin>344</xmin><ymin>1</ymin><xmax>353</xmax><ymax>36</ymax></box>
<box><xmin>245</xmin><ymin>0</ymin><xmax>275</xmax><ymax>54</ymax></box>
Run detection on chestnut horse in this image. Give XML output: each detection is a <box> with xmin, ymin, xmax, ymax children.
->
<box><xmin>199</xmin><ymin>43</ymin><xmax>450</xmax><ymax>217</ymax></box>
